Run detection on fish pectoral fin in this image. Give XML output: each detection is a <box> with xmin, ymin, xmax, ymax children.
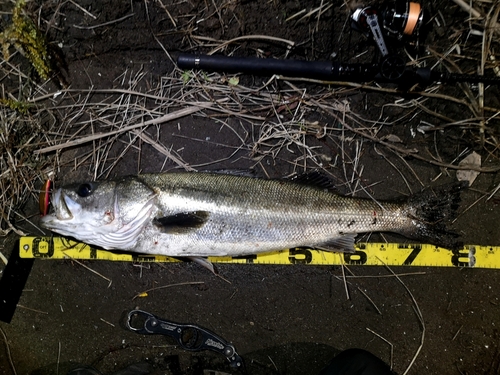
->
<box><xmin>153</xmin><ymin>211</ymin><xmax>210</xmax><ymax>234</ymax></box>
<box><xmin>315</xmin><ymin>233</ymin><xmax>357</xmax><ymax>253</ymax></box>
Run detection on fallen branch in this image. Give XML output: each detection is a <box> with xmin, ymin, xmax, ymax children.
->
<box><xmin>34</xmin><ymin>104</ymin><xmax>213</xmax><ymax>154</ymax></box>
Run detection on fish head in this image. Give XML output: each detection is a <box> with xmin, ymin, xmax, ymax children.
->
<box><xmin>40</xmin><ymin>180</ymin><xmax>119</xmax><ymax>243</ymax></box>
<box><xmin>40</xmin><ymin>177</ymin><xmax>157</xmax><ymax>250</ymax></box>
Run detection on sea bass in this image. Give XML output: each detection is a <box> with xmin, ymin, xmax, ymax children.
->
<box><xmin>40</xmin><ymin>172</ymin><xmax>465</xmax><ymax>258</ymax></box>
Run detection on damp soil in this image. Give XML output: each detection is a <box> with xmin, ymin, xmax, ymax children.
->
<box><xmin>1</xmin><ymin>1</ymin><xmax>500</xmax><ymax>374</ymax></box>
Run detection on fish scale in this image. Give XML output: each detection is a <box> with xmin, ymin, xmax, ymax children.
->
<box><xmin>135</xmin><ymin>173</ymin><xmax>407</xmax><ymax>255</ymax></box>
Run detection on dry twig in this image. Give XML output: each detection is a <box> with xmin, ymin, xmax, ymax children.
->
<box><xmin>0</xmin><ymin>326</ymin><xmax>17</xmax><ymax>375</ymax></box>
<box><xmin>132</xmin><ymin>281</ymin><xmax>205</xmax><ymax>300</ymax></box>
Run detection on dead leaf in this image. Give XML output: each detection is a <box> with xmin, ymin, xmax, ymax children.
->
<box><xmin>457</xmin><ymin>151</ymin><xmax>481</xmax><ymax>185</ymax></box>
<box><xmin>228</xmin><ymin>76</ymin><xmax>239</xmax><ymax>86</ymax></box>
<box><xmin>381</xmin><ymin>134</ymin><xmax>403</xmax><ymax>143</ymax></box>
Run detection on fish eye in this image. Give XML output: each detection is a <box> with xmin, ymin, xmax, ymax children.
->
<box><xmin>77</xmin><ymin>183</ymin><xmax>93</xmax><ymax>197</ymax></box>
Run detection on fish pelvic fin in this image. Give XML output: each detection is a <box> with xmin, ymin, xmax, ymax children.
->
<box><xmin>403</xmin><ymin>182</ymin><xmax>468</xmax><ymax>249</ymax></box>
<box><xmin>153</xmin><ymin>211</ymin><xmax>210</xmax><ymax>234</ymax></box>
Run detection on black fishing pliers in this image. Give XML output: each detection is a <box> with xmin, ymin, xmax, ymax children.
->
<box><xmin>125</xmin><ymin>309</ymin><xmax>246</xmax><ymax>372</ymax></box>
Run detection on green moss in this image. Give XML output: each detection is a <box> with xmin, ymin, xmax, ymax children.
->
<box><xmin>0</xmin><ymin>0</ymin><xmax>52</xmax><ymax>80</ymax></box>
<box><xmin>0</xmin><ymin>98</ymin><xmax>30</xmax><ymax>114</ymax></box>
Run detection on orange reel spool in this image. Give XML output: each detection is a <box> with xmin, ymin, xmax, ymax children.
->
<box><xmin>382</xmin><ymin>0</ymin><xmax>424</xmax><ymax>39</ymax></box>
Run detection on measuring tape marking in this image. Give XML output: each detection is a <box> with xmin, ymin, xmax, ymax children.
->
<box><xmin>18</xmin><ymin>237</ymin><xmax>497</xmax><ymax>268</ymax></box>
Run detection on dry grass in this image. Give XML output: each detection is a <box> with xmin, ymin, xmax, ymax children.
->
<box><xmin>0</xmin><ymin>82</ymin><xmax>54</xmax><ymax>236</ymax></box>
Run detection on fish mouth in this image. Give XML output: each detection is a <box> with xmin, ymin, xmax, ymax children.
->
<box><xmin>51</xmin><ymin>189</ymin><xmax>79</xmax><ymax>221</ymax></box>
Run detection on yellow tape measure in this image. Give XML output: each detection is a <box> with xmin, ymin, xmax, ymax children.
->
<box><xmin>18</xmin><ymin>236</ymin><xmax>500</xmax><ymax>268</ymax></box>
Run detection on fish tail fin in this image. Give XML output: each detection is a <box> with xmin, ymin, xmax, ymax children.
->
<box><xmin>401</xmin><ymin>182</ymin><xmax>468</xmax><ymax>249</ymax></box>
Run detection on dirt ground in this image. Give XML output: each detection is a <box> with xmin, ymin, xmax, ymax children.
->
<box><xmin>1</xmin><ymin>0</ymin><xmax>500</xmax><ymax>374</ymax></box>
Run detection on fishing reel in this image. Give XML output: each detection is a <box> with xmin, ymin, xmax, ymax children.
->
<box><xmin>351</xmin><ymin>1</ymin><xmax>424</xmax><ymax>41</ymax></box>
<box><xmin>350</xmin><ymin>0</ymin><xmax>424</xmax><ymax>80</ymax></box>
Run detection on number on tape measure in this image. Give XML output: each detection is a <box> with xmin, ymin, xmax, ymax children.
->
<box><xmin>288</xmin><ymin>248</ymin><xmax>313</xmax><ymax>264</ymax></box>
<box><xmin>344</xmin><ymin>250</ymin><xmax>367</xmax><ymax>265</ymax></box>
<box><xmin>31</xmin><ymin>237</ymin><xmax>54</xmax><ymax>258</ymax></box>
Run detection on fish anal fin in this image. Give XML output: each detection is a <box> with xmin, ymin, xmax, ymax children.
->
<box><xmin>187</xmin><ymin>256</ymin><xmax>217</xmax><ymax>274</ymax></box>
<box><xmin>154</xmin><ymin>211</ymin><xmax>209</xmax><ymax>234</ymax></box>
<box><xmin>314</xmin><ymin>233</ymin><xmax>357</xmax><ymax>253</ymax></box>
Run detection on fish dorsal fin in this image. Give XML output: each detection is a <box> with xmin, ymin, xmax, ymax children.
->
<box><xmin>153</xmin><ymin>211</ymin><xmax>210</xmax><ymax>234</ymax></box>
<box><xmin>289</xmin><ymin>171</ymin><xmax>337</xmax><ymax>191</ymax></box>
<box><xmin>204</xmin><ymin>169</ymin><xmax>257</xmax><ymax>178</ymax></box>
<box><xmin>314</xmin><ymin>233</ymin><xmax>357</xmax><ymax>253</ymax></box>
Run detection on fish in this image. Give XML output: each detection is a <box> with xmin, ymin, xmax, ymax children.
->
<box><xmin>39</xmin><ymin>172</ymin><xmax>465</xmax><ymax>261</ymax></box>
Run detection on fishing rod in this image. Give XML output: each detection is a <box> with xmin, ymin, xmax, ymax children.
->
<box><xmin>177</xmin><ymin>0</ymin><xmax>500</xmax><ymax>88</ymax></box>
<box><xmin>177</xmin><ymin>53</ymin><xmax>500</xmax><ymax>86</ymax></box>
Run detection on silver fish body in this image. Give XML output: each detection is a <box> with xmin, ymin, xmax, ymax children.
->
<box><xmin>40</xmin><ymin>172</ymin><xmax>463</xmax><ymax>256</ymax></box>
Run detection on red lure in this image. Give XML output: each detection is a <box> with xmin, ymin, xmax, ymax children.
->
<box><xmin>39</xmin><ymin>180</ymin><xmax>53</xmax><ymax>216</ymax></box>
